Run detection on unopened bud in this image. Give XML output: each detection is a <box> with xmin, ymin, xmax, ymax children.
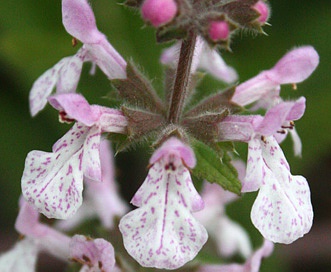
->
<box><xmin>208</xmin><ymin>21</ymin><xmax>230</xmax><ymax>42</ymax></box>
<box><xmin>141</xmin><ymin>0</ymin><xmax>178</xmax><ymax>27</ymax></box>
<box><xmin>253</xmin><ymin>1</ymin><xmax>270</xmax><ymax>25</ymax></box>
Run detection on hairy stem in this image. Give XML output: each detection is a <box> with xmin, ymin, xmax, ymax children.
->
<box><xmin>167</xmin><ymin>32</ymin><xmax>197</xmax><ymax>124</ymax></box>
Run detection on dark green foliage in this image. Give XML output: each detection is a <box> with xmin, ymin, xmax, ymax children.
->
<box><xmin>191</xmin><ymin>139</ymin><xmax>242</xmax><ymax>195</ymax></box>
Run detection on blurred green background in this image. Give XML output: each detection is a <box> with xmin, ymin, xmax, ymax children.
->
<box><xmin>0</xmin><ymin>0</ymin><xmax>330</xmax><ymax>271</ymax></box>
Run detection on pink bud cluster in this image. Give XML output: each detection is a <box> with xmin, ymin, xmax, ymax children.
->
<box><xmin>141</xmin><ymin>0</ymin><xmax>178</xmax><ymax>27</ymax></box>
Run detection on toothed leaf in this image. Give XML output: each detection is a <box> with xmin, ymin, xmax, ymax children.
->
<box><xmin>191</xmin><ymin>139</ymin><xmax>241</xmax><ymax>195</ymax></box>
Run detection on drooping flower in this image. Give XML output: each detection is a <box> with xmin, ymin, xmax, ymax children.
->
<box><xmin>198</xmin><ymin>239</ymin><xmax>274</xmax><ymax>272</ymax></box>
<box><xmin>69</xmin><ymin>235</ymin><xmax>117</xmax><ymax>272</ymax></box>
<box><xmin>56</xmin><ymin>140</ymin><xmax>128</xmax><ymax>230</ymax></box>
<box><xmin>15</xmin><ymin>198</ymin><xmax>71</xmax><ymax>260</ymax></box>
<box><xmin>218</xmin><ymin>99</ymin><xmax>313</xmax><ymax>244</ymax></box>
<box><xmin>29</xmin><ymin>0</ymin><xmax>127</xmax><ymax>116</ymax></box>
<box><xmin>21</xmin><ymin>93</ymin><xmax>127</xmax><ymax>219</ymax></box>
<box><xmin>1</xmin><ymin>197</ymin><xmax>117</xmax><ymax>272</ymax></box>
<box><xmin>0</xmin><ymin>198</ymin><xmax>70</xmax><ymax>272</ymax></box>
<box><xmin>231</xmin><ymin>46</ymin><xmax>319</xmax><ymax>109</ymax></box>
<box><xmin>161</xmin><ymin>36</ymin><xmax>238</xmax><ymax>83</ymax></box>
<box><xmin>119</xmin><ymin>137</ymin><xmax>207</xmax><ymax>270</ymax></box>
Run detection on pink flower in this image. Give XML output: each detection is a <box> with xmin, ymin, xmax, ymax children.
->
<box><xmin>15</xmin><ymin>198</ymin><xmax>71</xmax><ymax>260</ymax></box>
<box><xmin>0</xmin><ymin>198</ymin><xmax>117</xmax><ymax>272</ymax></box>
<box><xmin>21</xmin><ymin>94</ymin><xmax>127</xmax><ymax>219</ymax></box>
<box><xmin>119</xmin><ymin>137</ymin><xmax>207</xmax><ymax>269</ymax></box>
<box><xmin>232</xmin><ymin>46</ymin><xmax>319</xmax><ymax>109</ymax></box>
<box><xmin>0</xmin><ymin>199</ymin><xmax>70</xmax><ymax>272</ymax></box>
<box><xmin>69</xmin><ymin>235</ymin><xmax>116</xmax><ymax>272</ymax></box>
<box><xmin>218</xmin><ymin>99</ymin><xmax>313</xmax><ymax>243</ymax></box>
<box><xmin>29</xmin><ymin>0</ymin><xmax>127</xmax><ymax>116</ymax></box>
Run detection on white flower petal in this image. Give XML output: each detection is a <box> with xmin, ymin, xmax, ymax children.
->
<box><xmin>242</xmin><ymin>139</ymin><xmax>265</xmax><ymax>192</ymax></box>
<box><xmin>251</xmin><ymin>137</ymin><xmax>313</xmax><ymax>243</ymax></box>
<box><xmin>199</xmin><ymin>46</ymin><xmax>238</xmax><ymax>83</ymax></box>
<box><xmin>86</xmin><ymin>42</ymin><xmax>127</xmax><ymax>79</ymax></box>
<box><xmin>29</xmin><ymin>58</ymin><xmax>68</xmax><ymax>116</ymax></box>
<box><xmin>21</xmin><ymin>124</ymin><xmax>90</xmax><ymax>219</ymax></box>
<box><xmin>82</xmin><ymin>126</ymin><xmax>102</xmax><ymax>181</ymax></box>
<box><xmin>119</xmin><ymin>161</ymin><xmax>207</xmax><ymax>269</ymax></box>
<box><xmin>0</xmin><ymin>238</ymin><xmax>38</xmax><ymax>272</ymax></box>
<box><xmin>56</xmin><ymin>48</ymin><xmax>86</xmax><ymax>94</ymax></box>
<box><xmin>216</xmin><ymin>216</ymin><xmax>252</xmax><ymax>259</ymax></box>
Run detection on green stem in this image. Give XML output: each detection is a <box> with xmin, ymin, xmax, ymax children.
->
<box><xmin>167</xmin><ymin>32</ymin><xmax>197</xmax><ymax>124</ymax></box>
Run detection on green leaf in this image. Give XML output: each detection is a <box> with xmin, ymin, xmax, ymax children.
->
<box><xmin>191</xmin><ymin>139</ymin><xmax>241</xmax><ymax>195</ymax></box>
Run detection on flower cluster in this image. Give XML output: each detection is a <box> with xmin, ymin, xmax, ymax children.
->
<box><xmin>1</xmin><ymin>0</ymin><xmax>319</xmax><ymax>271</ymax></box>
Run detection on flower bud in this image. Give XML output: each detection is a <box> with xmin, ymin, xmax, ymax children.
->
<box><xmin>208</xmin><ymin>20</ymin><xmax>230</xmax><ymax>42</ymax></box>
<box><xmin>141</xmin><ymin>0</ymin><xmax>178</xmax><ymax>27</ymax></box>
<box><xmin>253</xmin><ymin>1</ymin><xmax>270</xmax><ymax>25</ymax></box>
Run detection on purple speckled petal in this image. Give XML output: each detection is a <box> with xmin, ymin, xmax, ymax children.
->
<box><xmin>29</xmin><ymin>49</ymin><xmax>89</xmax><ymax>117</ymax></box>
<box><xmin>56</xmin><ymin>140</ymin><xmax>128</xmax><ymax>230</ymax></box>
<box><xmin>21</xmin><ymin>124</ymin><xmax>90</xmax><ymax>219</ymax></box>
<box><xmin>56</xmin><ymin>48</ymin><xmax>86</xmax><ymax>94</ymax></box>
<box><xmin>251</xmin><ymin>137</ymin><xmax>313</xmax><ymax>244</ymax></box>
<box><xmin>242</xmin><ymin>139</ymin><xmax>265</xmax><ymax>193</ymax></box>
<box><xmin>0</xmin><ymin>238</ymin><xmax>39</xmax><ymax>272</ymax></box>
<box><xmin>69</xmin><ymin>235</ymin><xmax>115</xmax><ymax>272</ymax></box>
<box><xmin>85</xmin><ymin>140</ymin><xmax>128</xmax><ymax>228</ymax></box>
<box><xmin>29</xmin><ymin>57</ymin><xmax>69</xmax><ymax>116</ymax></box>
<box><xmin>119</xmin><ymin>159</ymin><xmax>207</xmax><ymax>269</ymax></box>
<box><xmin>82</xmin><ymin>126</ymin><xmax>102</xmax><ymax>182</ymax></box>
